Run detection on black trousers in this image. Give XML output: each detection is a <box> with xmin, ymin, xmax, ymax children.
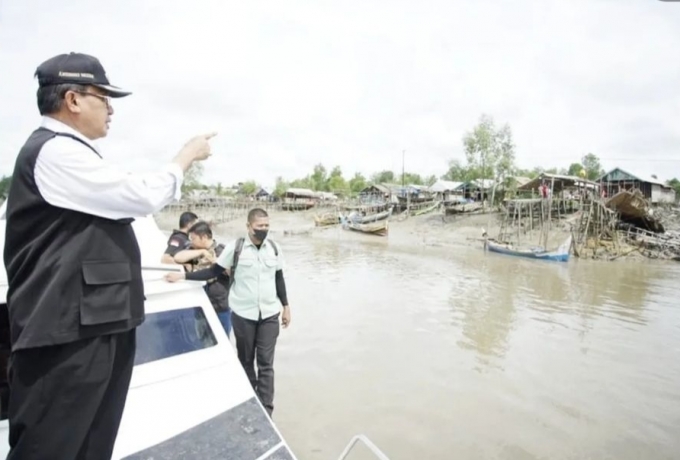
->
<box><xmin>231</xmin><ymin>312</ymin><xmax>280</xmax><ymax>416</ymax></box>
<box><xmin>6</xmin><ymin>330</ymin><xmax>136</xmax><ymax>460</ymax></box>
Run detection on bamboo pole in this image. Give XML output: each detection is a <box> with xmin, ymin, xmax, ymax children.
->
<box><xmin>544</xmin><ymin>176</ymin><xmax>555</xmax><ymax>248</ymax></box>
<box><xmin>581</xmin><ymin>199</ymin><xmax>593</xmax><ymax>256</ymax></box>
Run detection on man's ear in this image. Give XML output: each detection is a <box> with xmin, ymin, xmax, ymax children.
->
<box><xmin>64</xmin><ymin>91</ymin><xmax>82</xmax><ymax>114</ymax></box>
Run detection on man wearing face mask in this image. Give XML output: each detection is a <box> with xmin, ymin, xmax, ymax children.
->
<box><xmin>165</xmin><ymin>208</ymin><xmax>290</xmax><ymax>417</ymax></box>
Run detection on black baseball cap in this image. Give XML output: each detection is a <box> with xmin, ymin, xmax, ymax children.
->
<box><xmin>34</xmin><ymin>52</ymin><xmax>131</xmax><ymax>98</ymax></box>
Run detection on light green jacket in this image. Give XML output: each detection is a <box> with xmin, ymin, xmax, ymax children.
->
<box><xmin>217</xmin><ymin>236</ymin><xmax>284</xmax><ymax>320</ymax></box>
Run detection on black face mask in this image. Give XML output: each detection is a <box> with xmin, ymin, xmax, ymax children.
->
<box><xmin>253</xmin><ymin>229</ymin><xmax>268</xmax><ymax>241</ymax></box>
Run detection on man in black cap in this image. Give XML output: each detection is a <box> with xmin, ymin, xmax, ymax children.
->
<box><xmin>3</xmin><ymin>52</ymin><xmax>217</xmax><ymax>460</ymax></box>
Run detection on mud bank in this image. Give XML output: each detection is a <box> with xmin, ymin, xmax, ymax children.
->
<box><xmin>154</xmin><ymin>207</ymin><xmax>571</xmax><ymax>255</ymax></box>
<box><xmin>154</xmin><ymin>207</ymin><xmax>672</xmax><ymax>262</ymax></box>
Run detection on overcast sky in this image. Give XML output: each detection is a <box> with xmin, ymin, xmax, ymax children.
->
<box><xmin>1</xmin><ymin>0</ymin><xmax>679</xmax><ymax>187</ymax></box>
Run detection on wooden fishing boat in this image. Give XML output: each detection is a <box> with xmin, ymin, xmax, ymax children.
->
<box><xmin>349</xmin><ymin>207</ymin><xmax>392</xmax><ymax>224</ymax></box>
<box><xmin>281</xmin><ymin>201</ymin><xmax>315</xmax><ymax>211</ymax></box>
<box><xmin>314</xmin><ymin>212</ymin><xmax>341</xmax><ymax>227</ymax></box>
<box><xmin>411</xmin><ymin>201</ymin><xmax>440</xmax><ymax>216</ymax></box>
<box><xmin>444</xmin><ymin>201</ymin><xmax>482</xmax><ymax>215</ymax></box>
<box><xmin>396</xmin><ymin>195</ymin><xmax>435</xmax><ymax>213</ymax></box>
<box><xmin>344</xmin><ymin>202</ymin><xmax>392</xmax><ymax>213</ymax></box>
<box><xmin>484</xmin><ymin>235</ymin><xmax>572</xmax><ymax>262</ymax></box>
<box><xmin>346</xmin><ymin>218</ymin><xmax>389</xmax><ymax>236</ymax></box>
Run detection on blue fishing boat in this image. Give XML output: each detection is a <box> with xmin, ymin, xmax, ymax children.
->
<box><xmin>484</xmin><ymin>235</ymin><xmax>572</xmax><ymax>262</ymax></box>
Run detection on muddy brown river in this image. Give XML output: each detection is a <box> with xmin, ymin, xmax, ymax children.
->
<box><xmin>266</xmin><ymin>233</ymin><xmax>679</xmax><ymax>460</ymax></box>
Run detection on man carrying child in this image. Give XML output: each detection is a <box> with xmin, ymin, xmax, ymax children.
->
<box><xmin>185</xmin><ymin>221</ymin><xmax>233</xmax><ymax>337</ymax></box>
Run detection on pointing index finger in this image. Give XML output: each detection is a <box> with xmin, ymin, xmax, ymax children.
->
<box><xmin>203</xmin><ymin>132</ymin><xmax>218</xmax><ymax>140</ymax></box>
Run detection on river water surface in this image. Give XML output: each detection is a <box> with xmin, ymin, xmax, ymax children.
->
<box><xmin>267</xmin><ymin>233</ymin><xmax>680</xmax><ymax>460</ymax></box>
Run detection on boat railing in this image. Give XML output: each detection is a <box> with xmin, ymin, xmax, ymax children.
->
<box><xmin>336</xmin><ymin>434</ymin><xmax>391</xmax><ymax>460</ymax></box>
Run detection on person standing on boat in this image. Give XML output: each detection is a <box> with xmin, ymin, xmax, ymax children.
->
<box><xmin>165</xmin><ymin>208</ymin><xmax>290</xmax><ymax>417</ymax></box>
<box><xmin>160</xmin><ymin>211</ymin><xmax>199</xmax><ymax>265</ymax></box>
<box><xmin>2</xmin><ymin>52</ymin><xmax>216</xmax><ymax>460</ymax></box>
<box><xmin>185</xmin><ymin>220</ymin><xmax>233</xmax><ymax>337</ymax></box>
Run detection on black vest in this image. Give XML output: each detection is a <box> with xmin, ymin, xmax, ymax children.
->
<box><xmin>3</xmin><ymin>127</ymin><xmax>145</xmax><ymax>351</ymax></box>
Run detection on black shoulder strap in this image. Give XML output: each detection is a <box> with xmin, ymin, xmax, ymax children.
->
<box><xmin>39</xmin><ymin>129</ymin><xmax>133</xmax><ymax>224</ymax></box>
<box><xmin>39</xmin><ymin>128</ymin><xmax>102</xmax><ymax>159</ymax></box>
<box><xmin>268</xmin><ymin>239</ymin><xmax>279</xmax><ymax>256</ymax></box>
<box><xmin>231</xmin><ymin>237</ymin><xmax>246</xmax><ymax>274</ymax></box>
<box><xmin>54</xmin><ymin>133</ymin><xmax>102</xmax><ymax>158</ymax></box>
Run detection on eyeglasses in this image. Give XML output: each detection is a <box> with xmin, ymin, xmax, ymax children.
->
<box><xmin>74</xmin><ymin>90</ymin><xmax>111</xmax><ymax>109</ymax></box>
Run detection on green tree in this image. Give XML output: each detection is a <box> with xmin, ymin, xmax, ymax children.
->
<box><xmin>424</xmin><ymin>174</ymin><xmax>437</xmax><ymax>186</ymax></box>
<box><xmin>528</xmin><ymin>167</ymin><xmax>544</xmax><ymax>178</ymax></box>
<box><xmin>513</xmin><ymin>167</ymin><xmax>537</xmax><ymax>179</ymax></box>
<box><xmin>348</xmin><ymin>172</ymin><xmax>368</xmax><ymax>195</ymax></box>
<box><xmin>667</xmin><ymin>178</ymin><xmax>680</xmax><ymax>198</ymax></box>
<box><xmin>182</xmin><ymin>162</ymin><xmax>204</xmax><ymax>194</ymax></box>
<box><xmin>544</xmin><ymin>167</ymin><xmax>563</xmax><ymax>175</ymax></box>
<box><xmin>273</xmin><ymin>176</ymin><xmax>289</xmax><ymax>197</ymax></box>
<box><xmin>327</xmin><ymin>166</ymin><xmax>350</xmax><ymax>196</ymax></box>
<box><xmin>239</xmin><ymin>180</ymin><xmax>258</xmax><ymax>196</ymax></box>
<box><xmin>567</xmin><ymin>162</ymin><xmax>585</xmax><ymax>177</ymax></box>
<box><xmin>462</xmin><ymin>114</ymin><xmax>516</xmax><ymax>184</ymax></box>
<box><xmin>402</xmin><ymin>172</ymin><xmax>424</xmax><ymax>185</ymax></box>
<box><xmin>310</xmin><ymin>163</ymin><xmax>328</xmax><ymax>191</ymax></box>
<box><xmin>442</xmin><ymin>159</ymin><xmax>470</xmax><ymax>181</ymax></box>
<box><xmin>290</xmin><ymin>176</ymin><xmax>314</xmax><ymax>190</ymax></box>
<box><xmin>370</xmin><ymin>170</ymin><xmax>395</xmax><ymax>184</ymax></box>
<box><xmin>0</xmin><ymin>175</ymin><xmax>11</xmax><ymax>199</ymax></box>
<box><xmin>581</xmin><ymin>153</ymin><xmax>604</xmax><ymax>181</ymax></box>
<box><xmin>521</xmin><ymin>166</ymin><xmax>565</xmax><ymax>178</ymax></box>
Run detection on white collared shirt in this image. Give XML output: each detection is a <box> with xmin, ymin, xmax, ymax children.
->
<box><xmin>32</xmin><ymin>116</ymin><xmax>183</xmax><ymax>220</ymax></box>
<box><xmin>217</xmin><ymin>236</ymin><xmax>285</xmax><ymax>321</ymax></box>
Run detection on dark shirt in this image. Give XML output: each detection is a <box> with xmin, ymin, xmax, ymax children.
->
<box><xmin>189</xmin><ymin>242</ymin><xmax>229</xmax><ymax>286</ymax></box>
<box><xmin>164</xmin><ymin>229</ymin><xmax>190</xmax><ymax>257</ymax></box>
<box><xmin>187</xmin><ymin>241</ymin><xmax>230</xmax><ymax>312</ymax></box>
